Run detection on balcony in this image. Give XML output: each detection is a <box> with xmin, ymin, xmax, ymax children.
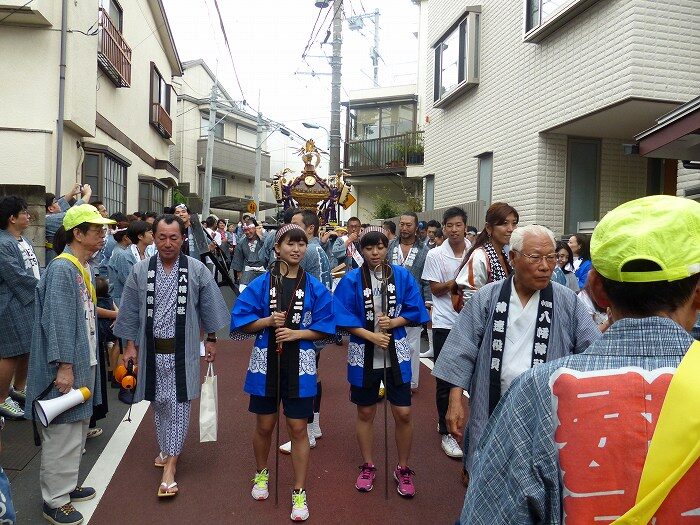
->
<box><xmin>97</xmin><ymin>7</ymin><xmax>131</xmax><ymax>88</ymax></box>
<box><xmin>151</xmin><ymin>103</ymin><xmax>173</xmax><ymax>139</ymax></box>
<box><xmin>344</xmin><ymin>131</ymin><xmax>423</xmax><ymax>175</ymax></box>
<box><xmin>196</xmin><ymin>137</ymin><xmax>271</xmax><ymax>181</ymax></box>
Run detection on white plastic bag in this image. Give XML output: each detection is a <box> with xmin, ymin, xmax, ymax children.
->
<box><xmin>199</xmin><ymin>363</ymin><xmax>218</xmax><ymax>442</ymax></box>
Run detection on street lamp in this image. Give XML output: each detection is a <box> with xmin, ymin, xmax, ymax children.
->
<box><xmin>302</xmin><ymin>121</ymin><xmax>331</xmax><ymax>153</ymax></box>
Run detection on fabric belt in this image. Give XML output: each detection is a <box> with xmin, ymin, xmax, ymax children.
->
<box><xmin>244</xmin><ymin>265</ymin><xmax>265</xmax><ymax>272</ymax></box>
<box><xmin>154</xmin><ymin>338</ymin><xmax>176</xmax><ymax>354</ymax></box>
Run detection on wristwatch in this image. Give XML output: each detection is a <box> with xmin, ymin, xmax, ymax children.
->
<box><xmin>206</xmin><ymin>336</ymin><xmax>217</xmax><ymax>343</ymax></box>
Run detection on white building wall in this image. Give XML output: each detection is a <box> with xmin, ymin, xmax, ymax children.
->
<box><xmin>423</xmin><ymin>0</ymin><xmax>700</xmax><ymax>232</ymax></box>
<box><xmin>96</xmin><ymin>0</ymin><xmax>176</xmax><ymax>168</ymax></box>
<box><xmin>0</xmin><ymin>0</ymin><xmax>97</xmax><ymax>192</ymax></box>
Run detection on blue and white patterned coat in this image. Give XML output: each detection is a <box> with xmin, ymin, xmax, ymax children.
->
<box><xmin>230</xmin><ymin>271</ymin><xmax>335</xmax><ymax>398</ymax></box>
<box><xmin>0</xmin><ymin>229</ymin><xmax>39</xmax><ymax>357</ymax></box>
<box><xmin>333</xmin><ymin>264</ymin><xmax>430</xmax><ymax>387</ymax></box>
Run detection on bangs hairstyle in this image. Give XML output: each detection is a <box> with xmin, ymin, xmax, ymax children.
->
<box><xmin>276</xmin><ymin>226</ymin><xmax>307</xmax><ymax>245</ymax></box>
<box><xmin>360</xmin><ymin>230</ymin><xmax>388</xmax><ymax>249</ymax></box>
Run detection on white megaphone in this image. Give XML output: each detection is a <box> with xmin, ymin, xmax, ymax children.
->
<box><xmin>34</xmin><ymin>387</ymin><xmax>91</xmax><ymax>427</ymax></box>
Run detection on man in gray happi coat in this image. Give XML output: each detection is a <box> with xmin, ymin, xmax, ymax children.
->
<box><xmin>232</xmin><ymin>221</ymin><xmax>266</xmax><ymax>293</ymax></box>
<box><xmin>44</xmin><ymin>183</ymin><xmax>90</xmax><ymax>265</ymax></box>
<box><xmin>433</xmin><ymin>225</ymin><xmax>600</xmax><ymax>480</ymax></box>
<box><xmin>25</xmin><ymin>204</ymin><xmax>115</xmax><ymax>525</ymax></box>
<box><xmin>114</xmin><ymin>214</ymin><xmax>229</xmax><ymax>497</ymax></box>
<box><xmin>387</xmin><ymin>212</ymin><xmax>431</xmax><ymax>391</ymax></box>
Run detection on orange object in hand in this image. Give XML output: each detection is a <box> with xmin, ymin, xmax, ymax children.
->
<box><xmin>121</xmin><ymin>374</ymin><xmax>136</xmax><ymax>391</ymax></box>
<box><xmin>114</xmin><ymin>364</ymin><xmax>127</xmax><ymax>383</ymax></box>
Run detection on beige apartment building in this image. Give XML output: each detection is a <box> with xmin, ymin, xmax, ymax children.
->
<box><xmin>0</xmin><ymin>0</ymin><xmax>182</xmax><ymax>229</ymax></box>
<box><xmin>172</xmin><ymin>59</ymin><xmax>275</xmax><ymax>220</ymax></box>
<box><xmin>418</xmin><ymin>0</ymin><xmax>700</xmax><ymax>234</ymax></box>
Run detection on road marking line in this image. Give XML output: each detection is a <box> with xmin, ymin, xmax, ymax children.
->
<box><xmin>77</xmin><ymin>400</ymin><xmax>150</xmax><ymax>524</ymax></box>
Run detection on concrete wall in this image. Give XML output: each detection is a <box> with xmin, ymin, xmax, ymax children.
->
<box><xmin>422</xmin><ymin>0</ymin><xmax>700</xmax><ymax>232</ymax></box>
<box><xmin>0</xmin><ymin>0</ymin><xmax>97</xmax><ymax>192</ymax></box>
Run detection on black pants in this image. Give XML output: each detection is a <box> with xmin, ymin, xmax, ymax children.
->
<box><xmin>433</xmin><ymin>328</ymin><xmax>453</xmax><ymax>435</ymax></box>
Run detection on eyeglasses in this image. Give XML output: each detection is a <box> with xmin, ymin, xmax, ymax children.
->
<box><xmin>513</xmin><ymin>250</ymin><xmax>558</xmax><ymax>265</ymax></box>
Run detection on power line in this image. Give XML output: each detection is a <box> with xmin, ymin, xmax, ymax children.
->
<box><xmin>300</xmin><ymin>8</ymin><xmax>324</xmax><ymax>60</ymax></box>
<box><xmin>211</xmin><ymin>0</ymin><xmax>247</xmax><ymax>105</ymax></box>
<box><xmin>0</xmin><ymin>0</ymin><xmax>33</xmax><ymax>24</ymax></box>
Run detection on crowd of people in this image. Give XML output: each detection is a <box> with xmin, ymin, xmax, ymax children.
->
<box><xmin>0</xmin><ymin>188</ymin><xmax>698</xmax><ymax>524</ymax></box>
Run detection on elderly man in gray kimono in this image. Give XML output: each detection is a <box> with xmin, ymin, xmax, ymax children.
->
<box><xmin>433</xmin><ymin>224</ymin><xmax>600</xmax><ymax>483</ymax></box>
<box><xmin>114</xmin><ymin>214</ymin><xmax>229</xmax><ymax>497</ymax></box>
<box><xmin>25</xmin><ymin>203</ymin><xmax>115</xmax><ymax>525</ymax></box>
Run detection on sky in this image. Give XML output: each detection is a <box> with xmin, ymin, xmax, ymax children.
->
<box><xmin>162</xmin><ymin>0</ymin><xmax>420</xmax><ymax>177</ymax></box>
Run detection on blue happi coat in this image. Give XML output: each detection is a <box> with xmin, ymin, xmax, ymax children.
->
<box><xmin>230</xmin><ymin>271</ymin><xmax>335</xmax><ymax>398</ymax></box>
<box><xmin>334</xmin><ymin>264</ymin><xmax>429</xmax><ymax>387</ymax></box>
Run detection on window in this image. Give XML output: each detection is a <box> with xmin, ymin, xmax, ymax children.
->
<box><xmin>236</xmin><ymin>126</ymin><xmax>257</xmax><ymax>148</ymax></box>
<box><xmin>525</xmin><ymin>0</ymin><xmax>601</xmax><ymax>40</ymax></box>
<box><xmin>349</xmin><ymin>104</ymin><xmax>416</xmax><ymax>141</ymax></box>
<box><xmin>477</xmin><ymin>153</ymin><xmax>493</xmax><ymax>206</ymax></box>
<box><xmin>527</xmin><ymin>0</ymin><xmax>577</xmax><ymax>31</ymax></box>
<box><xmin>138</xmin><ymin>181</ymin><xmax>165</xmax><ymax>213</ymax></box>
<box><xmin>150</xmin><ymin>62</ymin><xmax>172</xmax><ymax>138</ymax></box>
<box><xmin>83</xmin><ymin>151</ymin><xmax>128</xmax><ymax>214</ymax></box>
<box><xmin>201</xmin><ymin>114</ymin><xmax>224</xmax><ymax>140</ymax></box>
<box><xmin>100</xmin><ymin>0</ymin><xmax>122</xmax><ymax>31</ymax></box>
<box><xmin>433</xmin><ymin>10</ymin><xmax>480</xmax><ymax>106</ymax></box>
<box><xmin>565</xmin><ymin>139</ymin><xmax>600</xmax><ymax>233</ymax></box>
<box><xmin>199</xmin><ymin>174</ymin><xmax>227</xmax><ymax>198</ymax></box>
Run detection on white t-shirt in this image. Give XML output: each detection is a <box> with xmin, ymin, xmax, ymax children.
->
<box><xmin>78</xmin><ymin>263</ymin><xmax>98</xmax><ymax>366</ymax></box>
<box><xmin>18</xmin><ymin>238</ymin><xmax>40</xmax><ymax>279</ymax></box>
<box><xmin>421</xmin><ymin>240</ymin><xmax>470</xmax><ymax>329</ymax></box>
<box><xmin>500</xmin><ymin>286</ymin><xmax>539</xmax><ymax>395</ymax></box>
<box><xmin>370</xmin><ymin>273</ymin><xmax>388</xmax><ymax>369</ymax></box>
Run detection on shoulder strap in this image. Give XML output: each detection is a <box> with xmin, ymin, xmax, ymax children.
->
<box><xmin>612</xmin><ymin>340</ymin><xmax>700</xmax><ymax>524</ymax></box>
<box><xmin>56</xmin><ymin>252</ymin><xmax>96</xmax><ymax>305</ymax></box>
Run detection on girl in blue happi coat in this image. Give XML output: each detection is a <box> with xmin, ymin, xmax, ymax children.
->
<box><xmin>230</xmin><ymin>224</ymin><xmax>334</xmax><ymax>522</ymax></box>
<box><xmin>333</xmin><ymin>226</ymin><xmax>429</xmax><ymax>498</ymax></box>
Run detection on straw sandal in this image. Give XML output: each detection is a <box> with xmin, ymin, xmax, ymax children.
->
<box><xmin>154</xmin><ymin>452</ymin><xmax>168</xmax><ymax>468</ymax></box>
<box><xmin>157</xmin><ymin>481</ymin><xmax>178</xmax><ymax>497</ymax></box>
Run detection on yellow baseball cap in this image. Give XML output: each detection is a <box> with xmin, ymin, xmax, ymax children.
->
<box><xmin>591</xmin><ymin>195</ymin><xmax>700</xmax><ymax>283</ymax></box>
<box><xmin>63</xmin><ymin>204</ymin><xmax>116</xmax><ymax>231</ymax></box>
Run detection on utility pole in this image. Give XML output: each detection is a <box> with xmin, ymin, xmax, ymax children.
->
<box><xmin>55</xmin><ymin>0</ymin><xmax>68</xmax><ymax>194</ymax></box>
<box><xmin>372</xmin><ymin>9</ymin><xmax>380</xmax><ymax>87</ymax></box>
<box><xmin>254</xmin><ymin>100</ymin><xmax>263</xmax><ymax>221</ymax></box>
<box><xmin>202</xmin><ymin>81</ymin><xmax>218</xmax><ymax>218</ymax></box>
<box><xmin>329</xmin><ymin>0</ymin><xmax>343</xmax><ymax>180</ymax></box>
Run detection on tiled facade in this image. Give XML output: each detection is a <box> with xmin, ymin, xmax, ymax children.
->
<box><xmin>421</xmin><ymin>0</ymin><xmax>700</xmax><ymax>234</ymax></box>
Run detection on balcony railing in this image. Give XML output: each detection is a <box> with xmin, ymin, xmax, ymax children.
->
<box><xmin>344</xmin><ymin>131</ymin><xmax>424</xmax><ymax>174</ymax></box>
<box><xmin>151</xmin><ymin>103</ymin><xmax>172</xmax><ymax>139</ymax></box>
<box><xmin>97</xmin><ymin>7</ymin><xmax>131</xmax><ymax>87</ymax></box>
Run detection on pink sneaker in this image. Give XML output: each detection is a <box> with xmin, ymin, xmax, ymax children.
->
<box><xmin>393</xmin><ymin>465</ymin><xmax>416</xmax><ymax>497</ymax></box>
<box><xmin>355</xmin><ymin>463</ymin><xmax>377</xmax><ymax>492</ymax></box>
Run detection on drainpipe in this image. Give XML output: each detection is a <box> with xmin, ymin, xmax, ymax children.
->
<box><xmin>55</xmin><ymin>0</ymin><xmax>68</xmax><ymax>194</ymax></box>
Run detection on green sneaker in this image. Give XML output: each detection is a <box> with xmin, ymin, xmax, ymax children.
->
<box><xmin>290</xmin><ymin>489</ymin><xmax>309</xmax><ymax>521</ymax></box>
<box><xmin>251</xmin><ymin>468</ymin><xmax>269</xmax><ymax>500</ymax></box>
<box><xmin>0</xmin><ymin>397</ymin><xmax>24</xmax><ymax>419</ymax></box>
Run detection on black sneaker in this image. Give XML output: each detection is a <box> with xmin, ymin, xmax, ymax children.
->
<box><xmin>69</xmin><ymin>486</ymin><xmax>96</xmax><ymax>502</ymax></box>
<box><xmin>42</xmin><ymin>502</ymin><xmax>83</xmax><ymax>525</ymax></box>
